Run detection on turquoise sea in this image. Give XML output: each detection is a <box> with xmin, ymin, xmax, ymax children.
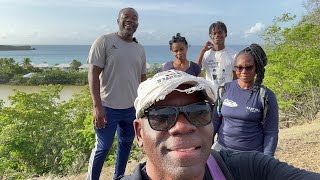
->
<box><xmin>0</xmin><ymin>45</ymin><xmax>247</xmax><ymax>65</ymax></box>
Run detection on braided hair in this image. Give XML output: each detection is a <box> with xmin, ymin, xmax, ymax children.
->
<box><xmin>169</xmin><ymin>33</ymin><xmax>188</xmax><ymax>51</ymax></box>
<box><xmin>209</xmin><ymin>21</ymin><xmax>227</xmax><ymax>35</ymax></box>
<box><xmin>236</xmin><ymin>43</ymin><xmax>268</xmax><ymax>106</ymax></box>
<box><xmin>236</xmin><ymin>43</ymin><xmax>267</xmax><ymax>90</ymax></box>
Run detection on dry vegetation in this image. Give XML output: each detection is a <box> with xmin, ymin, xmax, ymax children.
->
<box><xmin>275</xmin><ymin>115</ymin><xmax>320</xmax><ymax>173</ymax></box>
<box><xmin>32</xmin><ymin>116</ymin><xmax>320</xmax><ymax>180</ymax></box>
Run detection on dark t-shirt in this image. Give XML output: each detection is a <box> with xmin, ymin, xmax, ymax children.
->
<box><xmin>120</xmin><ymin>151</ymin><xmax>320</xmax><ymax>180</ymax></box>
<box><xmin>119</xmin><ymin>162</ymin><xmax>213</xmax><ymax>180</ymax></box>
<box><xmin>220</xmin><ymin>150</ymin><xmax>320</xmax><ymax>180</ymax></box>
<box><xmin>163</xmin><ymin>61</ymin><xmax>201</xmax><ymax>76</ymax></box>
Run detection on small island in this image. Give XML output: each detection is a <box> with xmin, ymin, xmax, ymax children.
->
<box><xmin>0</xmin><ymin>45</ymin><xmax>36</xmax><ymax>51</ymax></box>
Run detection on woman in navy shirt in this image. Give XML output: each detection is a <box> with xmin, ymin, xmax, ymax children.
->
<box><xmin>163</xmin><ymin>33</ymin><xmax>201</xmax><ymax>76</ymax></box>
<box><xmin>213</xmin><ymin>43</ymin><xmax>279</xmax><ymax>156</ymax></box>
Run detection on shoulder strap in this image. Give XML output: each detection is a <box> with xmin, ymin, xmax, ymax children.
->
<box><xmin>217</xmin><ymin>85</ymin><xmax>225</xmax><ymax>118</ymax></box>
<box><xmin>207</xmin><ymin>153</ymin><xmax>226</xmax><ymax>180</ymax></box>
<box><xmin>259</xmin><ymin>85</ymin><xmax>269</xmax><ymax>126</ymax></box>
<box><xmin>210</xmin><ymin>150</ymin><xmax>234</xmax><ymax>180</ymax></box>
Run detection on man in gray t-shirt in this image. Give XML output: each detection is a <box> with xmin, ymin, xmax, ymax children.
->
<box><xmin>86</xmin><ymin>7</ymin><xmax>147</xmax><ymax>180</ymax></box>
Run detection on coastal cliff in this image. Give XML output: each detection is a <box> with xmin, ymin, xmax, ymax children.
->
<box><xmin>0</xmin><ymin>45</ymin><xmax>36</xmax><ymax>51</ymax></box>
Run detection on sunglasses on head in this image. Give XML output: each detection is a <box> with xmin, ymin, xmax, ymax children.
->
<box><xmin>143</xmin><ymin>102</ymin><xmax>214</xmax><ymax>131</ymax></box>
<box><xmin>234</xmin><ymin>65</ymin><xmax>254</xmax><ymax>72</ymax></box>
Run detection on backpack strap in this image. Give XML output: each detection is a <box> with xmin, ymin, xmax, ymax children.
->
<box><xmin>217</xmin><ymin>86</ymin><xmax>225</xmax><ymax>118</ymax></box>
<box><xmin>209</xmin><ymin>150</ymin><xmax>234</xmax><ymax>180</ymax></box>
<box><xmin>259</xmin><ymin>85</ymin><xmax>269</xmax><ymax>127</ymax></box>
<box><xmin>207</xmin><ymin>153</ymin><xmax>226</xmax><ymax>180</ymax></box>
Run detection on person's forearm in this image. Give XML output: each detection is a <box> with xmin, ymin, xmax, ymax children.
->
<box><xmin>195</xmin><ymin>49</ymin><xmax>206</xmax><ymax>68</ymax></box>
<box><xmin>88</xmin><ymin>65</ymin><xmax>103</xmax><ymax>107</ymax></box>
<box><xmin>263</xmin><ymin>133</ymin><xmax>278</xmax><ymax>156</ymax></box>
<box><xmin>196</xmin><ymin>41</ymin><xmax>212</xmax><ymax>67</ymax></box>
<box><xmin>141</xmin><ymin>74</ymin><xmax>147</xmax><ymax>83</ymax></box>
<box><xmin>263</xmin><ymin>93</ymin><xmax>279</xmax><ymax>156</ymax></box>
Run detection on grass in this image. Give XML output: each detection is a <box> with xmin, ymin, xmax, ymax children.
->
<box><xmin>31</xmin><ymin>116</ymin><xmax>320</xmax><ymax>179</ymax></box>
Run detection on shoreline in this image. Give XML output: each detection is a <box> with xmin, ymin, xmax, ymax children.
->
<box><xmin>0</xmin><ymin>45</ymin><xmax>36</xmax><ymax>51</ymax></box>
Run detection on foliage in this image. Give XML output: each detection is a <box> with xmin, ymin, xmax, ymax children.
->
<box><xmin>0</xmin><ymin>58</ymin><xmax>28</xmax><ymax>83</ymax></box>
<box><xmin>0</xmin><ymin>84</ymin><xmax>144</xmax><ymax>179</ymax></box>
<box><xmin>0</xmin><ymin>85</ymin><xmax>94</xmax><ymax>179</ymax></box>
<box><xmin>26</xmin><ymin>70</ymin><xmax>88</xmax><ymax>85</ymax></box>
<box><xmin>301</xmin><ymin>0</ymin><xmax>320</xmax><ymax>25</ymax></box>
<box><xmin>70</xmin><ymin>59</ymin><xmax>82</xmax><ymax>72</ymax></box>
<box><xmin>0</xmin><ymin>58</ymin><xmax>87</xmax><ymax>85</ymax></box>
<box><xmin>0</xmin><ymin>85</ymin><xmax>67</xmax><ymax>178</ymax></box>
<box><xmin>147</xmin><ymin>63</ymin><xmax>163</xmax><ymax>78</ymax></box>
<box><xmin>58</xmin><ymin>86</ymin><xmax>93</xmax><ymax>173</ymax></box>
<box><xmin>0</xmin><ymin>58</ymin><xmax>164</xmax><ymax>85</ymax></box>
<box><xmin>261</xmin><ymin>9</ymin><xmax>320</xmax><ymax>127</ymax></box>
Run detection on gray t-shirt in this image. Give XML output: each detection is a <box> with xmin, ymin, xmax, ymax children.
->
<box><xmin>87</xmin><ymin>33</ymin><xmax>146</xmax><ymax>109</ymax></box>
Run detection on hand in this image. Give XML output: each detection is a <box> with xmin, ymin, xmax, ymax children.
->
<box><xmin>93</xmin><ymin>106</ymin><xmax>106</xmax><ymax>128</ymax></box>
<box><xmin>204</xmin><ymin>41</ymin><xmax>213</xmax><ymax>50</ymax></box>
<box><xmin>200</xmin><ymin>41</ymin><xmax>213</xmax><ymax>53</ymax></box>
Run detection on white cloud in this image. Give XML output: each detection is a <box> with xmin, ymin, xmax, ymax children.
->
<box><xmin>244</xmin><ymin>22</ymin><xmax>265</xmax><ymax>37</ymax></box>
<box><xmin>0</xmin><ymin>32</ymin><xmax>9</xmax><ymax>39</ymax></box>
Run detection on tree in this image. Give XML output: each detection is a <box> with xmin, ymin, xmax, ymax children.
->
<box><xmin>0</xmin><ymin>85</ymin><xmax>94</xmax><ymax>179</ymax></box>
<box><xmin>0</xmin><ymin>58</ymin><xmax>27</xmax><ymax>83</ymax></box>
<box><xmin>70</xmin><ymin>59</ymin><xmax>82</xmax><ymax>72</ymax></box>
<box><xmin>302</xmin><ymin>0</ymin><xmax>320</xmax><ymax>25</ymax></box>
<box><xmin>261</xmin><ymin>9</ymin><xmax>320</xmax><ymax>126</ymax></box>
<box><xmin>0</xmin><ymin>85</ymin><xmax>67</xmax><ymax>178</ymax></box>
<box><xmin>147</xmin><ymin>63</ymin><xmax>163</xmax><ymax>78</ymax></box>
<box><xmin>21</xmin><ymin>58</ymin><xmax>32</xmax><ymax>69</ymax></box>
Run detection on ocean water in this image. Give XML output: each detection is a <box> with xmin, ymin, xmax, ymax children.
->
<box><xmin>0</xmin><ymin>45</ymin><xmax>247</xmax><ymax>65</ymax></box>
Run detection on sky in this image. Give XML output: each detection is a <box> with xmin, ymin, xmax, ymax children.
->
<box><xmin>0</xmin><ymin>0</ymin><xmax>308</xmax><ymax>46</ymax></box>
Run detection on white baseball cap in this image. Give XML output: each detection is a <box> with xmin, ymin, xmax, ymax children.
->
<box><xmin>134</xmin><ymin>70</ymin><xmax>216</xmax><ymax>118</ymax></box>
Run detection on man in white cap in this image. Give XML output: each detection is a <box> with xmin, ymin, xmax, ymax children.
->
<box><xmin>120</xmin><ymin>70</ymin><xmax>320</xmax><ymax>180</ymax></box>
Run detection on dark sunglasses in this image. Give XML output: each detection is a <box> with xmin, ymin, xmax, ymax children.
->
<box><xmin>144</xmin><ymin>102</ymin><xmax>214</xmax><ymax>131</ymax></box>
<box><xmin>234</xmin><ymin>65</ymin><xmax>254</xmax><ymax>72</ymax></box>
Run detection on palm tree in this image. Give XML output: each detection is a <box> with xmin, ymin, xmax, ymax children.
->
<box><xmin>22</xmin><ymin>58</ymin><xmax>32</xmax><ymax>69</ymax></box>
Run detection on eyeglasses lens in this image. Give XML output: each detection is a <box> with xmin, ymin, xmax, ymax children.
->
<box><xmin>234</xmin><ymin>65</ymin><xmax>254</xmax><ymax>72</ymax></box>
<box><xmin>146</xmin><ymin>102</ymin><xmax>212</xmax><ymax>131</ymax></box>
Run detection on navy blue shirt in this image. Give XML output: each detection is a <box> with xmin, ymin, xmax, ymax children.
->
<box><xmin>213</xmin><ymin>80</ymin><xmax>279</xmax><ymax>156</ymax></box>
<box><xmin>163</xmin><ymin>61</ymin><xmax>201</xmax><ymax>76</ymax></box>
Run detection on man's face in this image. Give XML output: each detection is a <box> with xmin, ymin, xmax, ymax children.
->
<box><xmin>210</xmin><ymin>26</ymin><xmax>226</xmax><ymax>46</ymax></box>
<box><xmin>134</xmin><ymin>85</ymin><xmax>214</xmax><ymax>179</ymax></box>
<box><xmin>117</xmin><ymin>8</ymin><xmax>139</xmax><ymax>37</ymax></box>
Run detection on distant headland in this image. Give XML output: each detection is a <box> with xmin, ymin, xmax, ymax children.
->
<box><xmin>0</xmin><ymin>45</ymin><xmax>36</xmax><ymax>51</ymax></box>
